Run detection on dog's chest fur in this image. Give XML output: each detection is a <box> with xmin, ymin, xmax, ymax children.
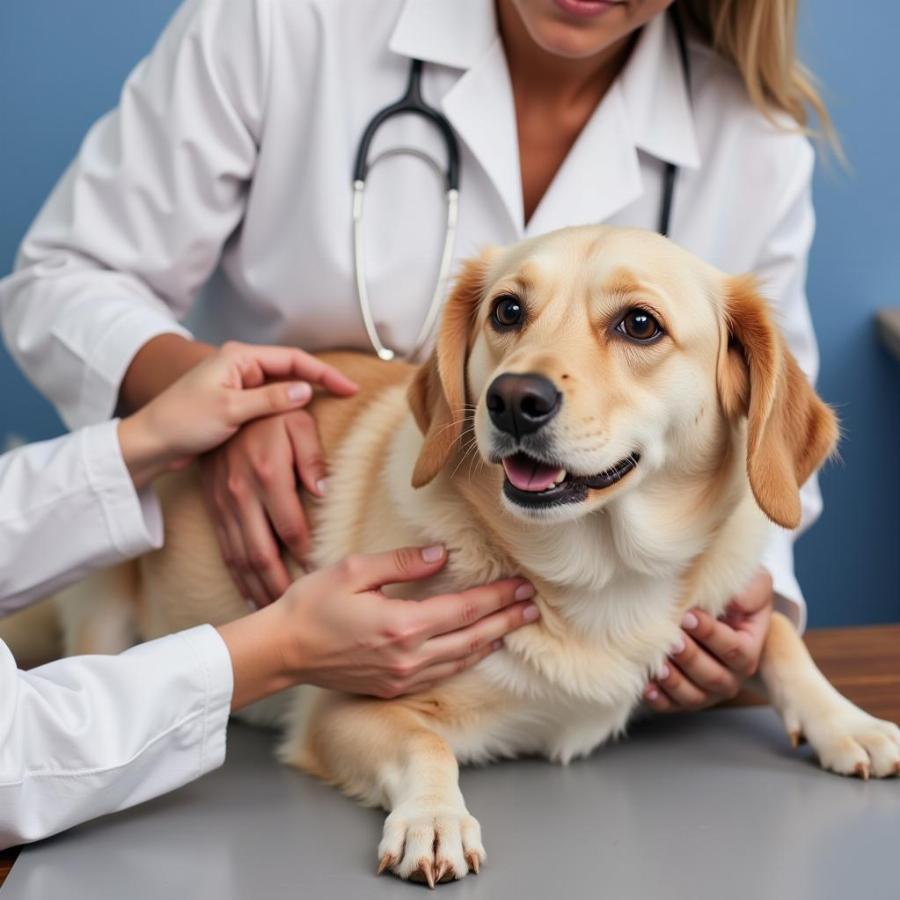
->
<box><xmin>435</xmin><ymin>509</ymin><xmax>711</xmax><ymax>764</ymax></box>
<box><xmin>311</xmin><ymin>390</ymin><xmax>767</xmax><ymax>766</ymax></box>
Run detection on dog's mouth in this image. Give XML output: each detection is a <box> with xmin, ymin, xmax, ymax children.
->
<box><xmin>499</xmin><ymin>451</ymin><xmax>640</xmax><ymax>508</ymax></box>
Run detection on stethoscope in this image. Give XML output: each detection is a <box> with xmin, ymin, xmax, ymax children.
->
<box><xmin>351</xmin><ymin>8</ymin><xmax>690</xmax><ymax>363</ymax></box>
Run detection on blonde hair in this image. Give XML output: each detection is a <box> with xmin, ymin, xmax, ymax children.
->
<box><xmin>679</xmin><ymin>0</ymin><xmax>840</xmax><ymax>153</ymax></box>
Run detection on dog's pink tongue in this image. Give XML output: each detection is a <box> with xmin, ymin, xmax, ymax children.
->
<box><xmin>502</xmin><ymin>455</ymin><xmax>563</xmax><ymax>492</ymax></box>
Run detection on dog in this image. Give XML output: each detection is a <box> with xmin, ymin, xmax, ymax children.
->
<box><xmin>20</xmin><ymin>225</ymin><xmax>900</xmax><ymax>886</ymax></box>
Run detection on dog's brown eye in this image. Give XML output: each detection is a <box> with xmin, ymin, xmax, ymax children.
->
<box><xmin>491</xmin><ymin>295</ymin><xmax>524</xmax><ymax>330</ymax></box>
<box><xmin>617</xmin><ymin>309</ymin><xmax>663</xmax><ymax>343</ymax></box>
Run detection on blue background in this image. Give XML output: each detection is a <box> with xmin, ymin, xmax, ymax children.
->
<box><xmin>0</xmin><ymin>1</ymin><xmax>898</xmax><ymax>626</ymax></box>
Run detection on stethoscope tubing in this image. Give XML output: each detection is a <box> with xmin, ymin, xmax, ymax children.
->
<box><xmin>351</xmin><ymin>8</ymin><xmax>690</xmax><ymax>362</ymax></box>
<box><xmin>351</xmin><ymin>57</ymin><xmax>462</xmax><ymax>362</ymax></box>
<box><xmin>352</xmin><ymin>174</ymin><xmax>459</xmax><ymax>362</ymax></box>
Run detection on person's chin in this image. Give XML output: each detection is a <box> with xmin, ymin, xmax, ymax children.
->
<box><xmin>525</xmin><ymin>18</ymin><xmax>623</xmax><ymax>59</ymax></box>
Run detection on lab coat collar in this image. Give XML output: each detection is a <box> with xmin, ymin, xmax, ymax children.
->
<box><xmin>619</xmin><ymin>12</ymin><xmax>701</xmax><ymax>171</ymax></box>
<box><xmin>388</xmin><ymin>0</ymin><xmax>498</xmax><ymax>70</ymax></box>
<box><xmin>389</xmin><ymin>2</ymin><xmax>700</xmax><ymax>236</ymax></box>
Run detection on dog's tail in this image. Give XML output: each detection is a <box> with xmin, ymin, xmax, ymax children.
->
<box><xmin>0</xmin><ymin>598</ymin><xmax>63</xmax><ymax>668</ymax></box>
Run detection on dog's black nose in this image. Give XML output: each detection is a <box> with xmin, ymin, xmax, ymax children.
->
<box><xmin>486</xmin><ymin>373</ymin><xmax>561</xmax><ymax>437</ymax></box>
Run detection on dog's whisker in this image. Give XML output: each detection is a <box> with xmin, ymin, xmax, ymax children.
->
<box><xmin>428</xmin><ymin>414</ymin><xmax>473</xmax><ymax>441</ymax></box>
<box><xmin>459</xmin><ymin>438</ymin><xmax>484</xmax><ymax>482</ymax></box>
<box><xmin>449</xmin><ymin>430</ymin><xmax>481</xmax><ymax>481</ymax></box>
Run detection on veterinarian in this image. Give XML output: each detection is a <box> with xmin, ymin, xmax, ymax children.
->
<box><xmin>0</xmin><ymin>341</ymin><xmax>538</xmax><ymax>849</ymax></box>
<box><xmin>0</xmin><ymin>0</ymin><xmax>830</xmax><ymax>713</ymax></box>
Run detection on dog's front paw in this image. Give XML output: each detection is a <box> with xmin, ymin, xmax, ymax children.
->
<box><xmin>377</xmin><ymin>800</ymin><xmax>485</xmax><ymax>887</ymax></box>
<box><xmin>786</xmin><ymin>701</ymin><xmax>900</xmax><ymax>779</ymax></box>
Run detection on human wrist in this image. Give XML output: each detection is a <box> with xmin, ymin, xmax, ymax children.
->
<box><xmin>217</xmin><ymin>603</ymin><xmax>302</xmax><ymax>711</ymax></box>
<box><xmin>118</xmin><ymin>413</ymin><xmax>173</xmax><ymax>490</ymax></box>
<box><xmin>269</xmin><ymin>590</ymin><xmax>312</xmax><ymax>685</ymax></box>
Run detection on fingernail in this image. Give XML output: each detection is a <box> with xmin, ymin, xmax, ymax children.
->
<box><xmin>657</xmin><ymin>663</ymin><xmax>671</xmax><ymax>680</ymax></box>
<box><xmin>244</xmin><ymin>598</ymin><xmax>255</xmax><ymax>612</ymax></box>
<box><xmin>646</xmin><ymin>687</ymin><xmax>659</xmax><ymax>701</ymax></box>
<box><xmin>491</xmin><ymin>639</ymin><xmax>504</xmax><ymax>651</ymax></box>
<box><xmin>515</xmin><ymin>582</ymin><xmax>536</xmax><ymax>601</ymax></box>
<box><xmin>316</xmin><ymin>478</ymin><xmax>328</xmax><ymax>495</ymax></box>
<box><xmin>421</xmin><ymin>544</ymin><xmax>445</xmax><ymax>563</ymax></box>
<box><xmin>671</xmin><ymin>634</ymin><xmax>686</xmax><ymax>655</ymax></box>
<box><xmin>522</xmin><ymin>603</ymin><xmax>540</xmax><ymax>622</ymax></box>
<box><xmin>681</xmin><ymin>611</ymin><xmax>699</xmax><ymax>630</ymax></box>
<box><xmin>288</xmin><ymin>382</ymin><xmax>312</xmax><ymax>402</ymax></box>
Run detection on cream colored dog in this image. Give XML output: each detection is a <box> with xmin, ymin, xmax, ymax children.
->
<box><xmin>34</xmin><ymin>226</ymin><xmax>900</xmax><ymax>885</ymax></box>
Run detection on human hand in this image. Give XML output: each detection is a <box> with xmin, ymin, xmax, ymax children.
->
<box><xmin>199</xmin><ymin>406</ymin><xmax>327</xmax><ymax>607</ymax></box>
<box><xmin>118</xmin><ymin>342</ymin><xmax>356</xmax><ymax>490</ymax></box>
<box><xmin>195</xmin><ymin>343</ymin><xmax>357</xmax><ymax>607</ymax></box>
<box><xmin>217</xmin><ymin>545</ymin><xmax>541</xmax><ymax>710</ymax></box>
<box><xmin>643</xmin><ymin>568</ymin><xmax>773</xmax><ymax>712</ymax></box>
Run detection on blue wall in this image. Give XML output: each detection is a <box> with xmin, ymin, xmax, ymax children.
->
<box><xmin>1</xmin><ymin>1</ymin><xmax>898</xmax><ymax>626</ymax></box>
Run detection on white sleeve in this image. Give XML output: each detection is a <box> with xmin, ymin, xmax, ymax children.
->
<box><xmin>0</xmin><ymin>624</ymin><xmax>233</xmax><ymax>849</ymax></box>
<box><xmin>0</xmin><ymin>421</ymin><xmax>162</xmax><ymax>617</ymax></box>
<box><xmin>753</xmin><ymin>137</ymin><xmax>820</xmax><ymax>633</ymax></box>
<box><xmin>0</xmin><ymin>0</ymin><xmax>271</xmax><ymax>429</ymax></box>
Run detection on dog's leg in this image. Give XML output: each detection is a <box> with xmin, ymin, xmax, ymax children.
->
<box><xmin>759</xmin><ymin>612</ymin><xmax>900</xmax><ymax>778</ymax></box>
<box><xmin>279</xmin><ymin>691</ymin><xmax>485</xmax><ymax>886</ymax></box>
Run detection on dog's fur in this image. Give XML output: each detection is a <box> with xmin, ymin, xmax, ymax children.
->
<box><xmin>12</xmin><ymin>226</ymin><xmax>900</xmax><ymax>885</ymax></box>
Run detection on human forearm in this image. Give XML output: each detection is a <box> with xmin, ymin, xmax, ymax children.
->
<box><xmin>0</xmin><ymin>626</ymin><xmax>231</xmax><ymax>848</ymax></box>
<box><xmin>0</xmin><ymin>259</ymin><xmax>197</xmax><ymax>428</ymax></box>
<box><xmin>0</xmin><ymin>423</ymin><xmax>163</xmax><ymax>617</ymax></box>
<box><xmin>118</xmin><ymin>333</ymin><xmax>216</xmax><ymax>413</ymax></box>
<box><xmin>216</xmin><ymin>604</ymin><xmax>299</xmax><ymax>711</ymax></box>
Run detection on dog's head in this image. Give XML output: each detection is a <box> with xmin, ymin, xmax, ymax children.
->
<box><xmin>408</xmin><ymin>226</ymin><xmax>837</xmax><ymax>529</ymax></box>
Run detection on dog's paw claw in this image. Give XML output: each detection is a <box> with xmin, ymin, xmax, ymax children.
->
<box><xmin>378</xmin><ymin>804</ymin><xmax>485</xmax><ymax>885</ymax></box>
<box><xmin>783</xmin><ymin>704</ymin><xmax>900</xmax><ymax>779</ymax></box>
<box><xmin>409</xmin><ymin>859</ymin><xmax>436</xmax><ymax>889</ymax></box>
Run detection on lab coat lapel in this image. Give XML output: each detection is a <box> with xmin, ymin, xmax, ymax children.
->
<box><xmin>389</xmin><ymin>0</ymin><xmax>523</xmax><ymax>233</ymax></box>
<box><xmin>619</xmin><ymin>12</ymin><xmax>700</xmax><ymax>172</ymax></box>
<box><xmin>440</xmin><ymin>39</ymin><xmax>524</xmax><ymax>234</ymax></box>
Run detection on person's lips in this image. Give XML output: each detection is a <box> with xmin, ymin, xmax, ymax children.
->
<box><xmin>552</xmin><ymin>0</ymin><xmax>625</xmax><ymax>20</ymax></box>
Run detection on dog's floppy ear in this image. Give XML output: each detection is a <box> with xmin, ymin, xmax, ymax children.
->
<box><xmin>408</xmin><ymin>251</ymin><xmax>494</xmax><ymax>488</ymax></box>
<box><xmin>717</xmin><ymin>275</ymin><xmax>838</xmax><ymax>529</ymax></box>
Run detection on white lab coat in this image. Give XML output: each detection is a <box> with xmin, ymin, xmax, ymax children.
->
<box><xmin>0</xmin><ymin>424</ymin><xmax>233</xmax><ymax>850</ymax></box>
<box><xmin>0</xmin><ymin>0</ymin><xmax>820</xmax><ymax>625</ymax></box>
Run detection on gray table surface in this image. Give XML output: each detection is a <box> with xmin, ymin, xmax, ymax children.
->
<box><xmin>5</xmin><ymin>707</ymin><xmax>899</xmax><ymax>899</ymax></box>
